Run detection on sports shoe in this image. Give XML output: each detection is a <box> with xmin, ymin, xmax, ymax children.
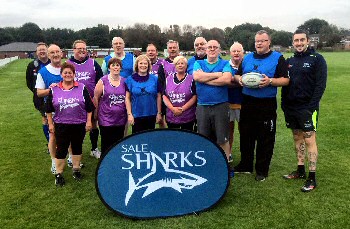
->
<box><xmin>234</xmin><ymin>165</ymin><xmax>252</xmax><ymax>174</ymax></box>
<box><xmin>55</xmin><ymin>173</ymin><xmax>65</xmax><ymax>187</ymax></box>
<box><xmin>283</xmin><ymin>170</ymin><xmax>306</xmax><ymax>180</ymax></box>
<box><xmin>228</xmin><ymin>154</ymin><xmax>233</xmax><ymax>163</ymax></box>
<box><xmin>67</xmin><ymin>157</ymin><xmax>84</xmax><ymax>168</ymax></box>
<box><xmin>255</xmin><ymin>175</ymin><xmax>266</xmax><ymax>182</ymax></box>
<box><xmin>51</xmin><ymin>163</ymin><xmax>57</xmax><ymax>174</ymax></box>
<box><xmin>301</xmin><ymin>179</ymin><xmax>317</xmax><ymax>192</ymax></box>
<box><xmin>72</xmin><ymin>170</ymin><xmax>83</xmax><ymax>181</ymax></box>
<box><xmin>90</xmin><ymin>148</ymin><xmax>101</xmax><ymax>159</ymax></box>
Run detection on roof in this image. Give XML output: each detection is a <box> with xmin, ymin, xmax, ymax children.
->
<box><xmin>0</xmin><ymin>42</ymin><xmax>37</xmax><ymax>52</ymax></box>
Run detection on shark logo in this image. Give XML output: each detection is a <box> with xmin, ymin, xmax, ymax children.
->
<box><xmin>125</xmin><ymin>152</ymin><xmax>207</xmax><ymax>206</ymax></box>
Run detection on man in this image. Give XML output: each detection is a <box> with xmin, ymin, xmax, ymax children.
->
<box><xmin>35</xmin><ymin>44</ymin><xmax>63</xmax><ymax>174</ymax></box>
<box><xmin>281</xmin><ymin>29</ymin><xmax>327</xmax><ymax>192</ymax></box>
<box><xmin>193</xmin><ymin>40</ymin><xmax>232</xmax><ymax>162</ymax></box>
<box><xmin>157</xmin><ymin>40</ymin><xmax>180</xmax><ymax>128</ymax></box>
<box><xmin>227</xmin><ymin>42</ymin><xmax>244</xmax><ymax>163</ymax></box>
<box><xmin>146</xmin><ymin>43</ymin><xmax>165</xmax><ymax>77</ymax></box>
<box><xmin>67</xmin><ymin>40</ymin><xmax>103</xmax><ymax>159</ymax></box>
<box><xmin>187</xmin><ymin>37</ymin><xmax>207</xmax><ymax>75</ymax></box>
<box><xmin>26</xmin><ymin>42</ymin><xmax>50</xmax><ymax>149</ymax></box>
<box><xmin>234</xmin><ymin>30</ymin><xmax>289</xmax><ymax>181</ymax></box>
<box><xmin>102</xmin><ymin>37</ymin><xmax>134</xmax><ymax>77</ymax></box>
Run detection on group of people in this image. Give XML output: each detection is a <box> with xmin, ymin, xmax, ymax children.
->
<box><xmin>26</xmin><ymin>29</ymin><xmax>327</xmax><ymax>192</ymax></box>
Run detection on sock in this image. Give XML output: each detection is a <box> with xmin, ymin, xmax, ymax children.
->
<box><xmin>297</xmin><ymin>165</ymin><xmax>305</xmax><ymax>174</ymax></box>
<box><xmin>43</xmin><ymin>124</ymin><xmax>49</xmax><ymax>142</ymax></box>
<box><xmin>90</xmin><ymin>128</ymin><xmax>99</xmax><ymax>150</ymax></box>
<box><xmin>308</xmin><ymin>171</ymin><xmax>316</xmax><ymax>180</ymax></box>
<box><xmin>51</xmin><ymin>158</ymin><xmax>56</xmax><ymax>165</ymax></box>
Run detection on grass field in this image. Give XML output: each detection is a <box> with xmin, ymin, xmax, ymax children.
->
<box><xmin>0</xmin><ymin>53</ymin><xmax>349</xmax><ymax>228</ymax></box>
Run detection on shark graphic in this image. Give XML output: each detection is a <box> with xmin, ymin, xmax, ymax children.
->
<box><xmin>124</xmin><ymin>152</ymin><xmax>207</xmax><ymax>206</ymax></box>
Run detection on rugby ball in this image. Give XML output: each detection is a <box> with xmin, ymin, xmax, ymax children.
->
<box><xmin>242</xmin><ymin>72</ymin><xmax>263</xmax><ymax>88</ymax></box>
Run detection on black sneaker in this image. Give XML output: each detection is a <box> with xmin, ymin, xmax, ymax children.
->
<box><xmin>55</xmin><ymin>173</ymin><xmax>65</xmax><ymax>187</ymax></box>
<box><xmin>234</xmin><ymin>165</ymin><xmax>252</xmax><ymax>174</ymax></box>
<box><xmin>255</xmin><ymin>175</ymin><xmax>266</xmax><ymax>182</ymax></box>
<box><xmin>301</xmin><ymin>179</ymin><xmax>317</xmax><ymax>192</ymax></box>
<box><xmin>283</xmin><ymin>170</ymin><xmax>306</xmax><ymax>179</ymax></box>
<box><xmin>72</xmin><ymin>170</ymin><xmax>82</xmax><ymax>181</ymax></box>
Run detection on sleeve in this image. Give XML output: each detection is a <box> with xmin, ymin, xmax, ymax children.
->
<box><xmin>101</xmin><ymin>58</ymin><xmax>108</xmax><ymax>75</ymax></box>
<box><xmin>26</xmin><ymin>62</ymin><xmax>34</xmax><ymax>92</ymax></box>
<box><xmin>223</xmin><ymin>62</ymin><xmax>232</xmax><ymax>73</ymax></box>
<box><xmin>193</xmin><ymin>61</ymin><xmax>201</xmax><ymax>72</ymax></box>
<box><xmin>83</xmin><ymin>87</ymin><xmax>95</xmax><ymax>112</ymax></box>
<box><xmin>46</xmin><ymin>90</ymin><xmax>55</xmax><ymax>113</ymax></box>
<box><xmin>309</xmin><ymin>55</ymin><xmax>327</xmax><ymax>109</ymax></box>
<box><xmin>35</xmin><ymin>72</ymin><xmax>46</xmax><ymax>89</ymax></box>
<box><xmin>191</xmin><ymin>80</ymin><xmax>196</xmax><ymax>95</ymax></box>
<box><xmin>275</xmin><ymin>56</ymin><xmax>289</xmax><ymax>78</ymax></box>
<box><xmin>157</xmin><ymin>65</ymin><xmax>166</xmax><ymax>94</ymax></box>
<box><xmin>94</xmin><ymin>60</ymin><xmax>104</xmax><ymax>83</ymax></box>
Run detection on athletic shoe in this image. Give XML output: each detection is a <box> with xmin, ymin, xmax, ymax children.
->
<box><xmin>55</xmin><ymin>173</ymin><xmax>65</xmax><ymax>187</ymax></box>
<box><xmin>228</xmin><ymin>154</ymin><xmax>233</xmax><ymax>163</ymax></box>
<box><xmin>255</xmin><ymin>175</ymin><xmax>266</xmax><ymax>182</ymax></box>
<box><xmin>51</xmin><ymin>163</ymin><xmax>57</xmax><ymax>174</ymax></box>
<box><xmin>67</xmin><ymin>157</ymin><xmax>84</xmax><ymax>168</ymax></box>
<box><xmin>283</xmin><ymin>170</ymin><xmax>306</xmax><ymax>180</ymax></box>
<box><xmin>301</xmin><ymin>179</ymin><xmax>317</xmax><ymax>192</ymax></box>
<box><xmin>234</xmin><ymin>165</ymin><xmax>252</xmax><ymax>174</ymax></box>
<box><xmin>90</xmin><ymin>148</ymin><xmax>101</xmax><ymax>159</ymax></box>
<box><xmin>72</xmin><ymin>170</ymin><xmax>82</xmax><ymax>181</ymax></box>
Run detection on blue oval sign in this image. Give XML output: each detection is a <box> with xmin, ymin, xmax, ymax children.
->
<box><xmin>96</xmin><ymin>129</ymin><xmax>230</xmax><ymax>219</ymax></box>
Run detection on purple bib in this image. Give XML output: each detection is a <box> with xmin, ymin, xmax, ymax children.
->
<box><xmin>52</xmin><ymin>83</ymin><xmax>87</xmax><ymax>124</ymax></box>
<box><xmin>165</xmin><ymin>74</ymin><xmax>196</xmax><ymax>124</ymax></box>
<box><xmin>98</xmin><ymin>75</ymin><xmax>127</xmax><ymax>126</ymax></box>
<box><xmin>67</xmin><ymin>58</ymin><xmax>96</xmax><ymax>97</ymax></box>
<box><xmin>150</xmin><ymin>58</ymin><xmax>165</xmax><ymax>77</ymax></box>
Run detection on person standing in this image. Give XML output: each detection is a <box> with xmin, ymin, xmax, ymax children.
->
<box><xmin>101</xmin><ymin>37</ymin><xmax>134</xmax><ymax>78</ymax></box>
<box><xmin>66</xmin><ymin>40</ymin><xmax>103</xmax><ymax>159</ymax></box>
<box><xmin>234</xmin><ymin>30</ymin><xmax>289</xmax><ymax>181</ymax></box>
<box><xmin>187</xmin><ymin>37</ymin><xmax>207</xmax><ymax>75</ymax></box>
<box><xmin>227</xmin><ymin>42</ymin><xmax>244</xmax><ymax>162</ymax></box>
<box><xmin>125</xmin><ymin>55</ymin><xmax>162</xmax><ymax>134</ymax></box>
<box><xmin>35</xmin><ymin>44</ymin><xmax>63</xmax><ymax>174</ymax></box>
<box><xmin>193</xmin><ymin>40</ymin><xmax>232</xmax><ymax>161</ymax></box>
<box><xmin>94</xmin><ymin>58</ymin><xmax>131</xmax><ymax>155</ymax></box>
<box><xmin>163</xmin><ymin>56</ymin><xmax>197</xmax><ymax>131</ymax></box>
<box><xmin>26</xmin><ymin>42</ymin><xmax>50</xmax><ymax>149</ymax></box>
<box><xmin>46</xmin><ymin>63</ymin><xmax>94</xmax><ymax>186</ymax></box>
<box><xmin>146</xmin><ymin>43</ymin><xmax>166</xmax><ymax>77</ymax></box>
<box><xmin>281</xmin><ymin>29</ymin><xmax>327</xmax><ymax>192</ymax></box>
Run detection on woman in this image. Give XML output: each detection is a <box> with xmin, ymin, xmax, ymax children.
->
<box><xmin>94</xmin><ymin>58</ymin><xmax>131</xmax><ymax>155</ymax></box>
<box><xmin>125</xmin><ymin>54</ymin><xmax>162</xmax><ymax>134</ymax></box>
<box><xmin>46</xmin><ymin>62</ymin><xmax>94</xmax><ymax>187</ymax></box>
<box><xmin>163</xmin><ymin>56</ymin><xmax>197</xmax><ymax>131</ymax></box>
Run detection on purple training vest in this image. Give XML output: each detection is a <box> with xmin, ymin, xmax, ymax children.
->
<box><xmin>98</xmin><ymin>75</ymin><xmax>127</xmax><ymax>126</ymax></box>
<box><xmin>51</xmin><ymin>83</ymin><xmax>87</xmax><ymax>124</ymax></box>
<box><xmin>150</xmin><ymin>58</ymin><xmax>166</xmax><ymax>77</ymax></box>
<box><xmin>165</xmin><ymin>73</ymin><xmax>196</xmax><ymax>124</ymax></box>
<box><xmin>67</xmin><ymin>58</ymin><xmax>96</xmax><ymax>97</ymax></box>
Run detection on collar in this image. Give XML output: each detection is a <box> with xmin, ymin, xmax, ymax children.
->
<box><xmin>253</xmin><ymin>50</ymin><xmax>273</xmax><ymax>59</ymax></box>
<box><xmin>58</xmin><ymin>81</ymin><xmax>79</xmax><ymax>89</ymax></box>
<box><xmin>70</xmin><ymin>56</ymin><xmax>89</xmax><ymax>64</ymax></box>
<box><xmin>294</xmin><ymin>47</ymin><xmax>314</xmax><ymax>57</ymax></box>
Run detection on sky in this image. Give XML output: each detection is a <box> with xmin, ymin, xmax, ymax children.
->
<box><xmin>1</xmin><ymin>0</ymin><xmax>349</xmax><ymax>32</ymax></box>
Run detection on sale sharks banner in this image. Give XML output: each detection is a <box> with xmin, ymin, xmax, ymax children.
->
<box><xmin>95</xmin><ymin>129</ymin><xmax>230</xmax><ymax>219</ymax></box>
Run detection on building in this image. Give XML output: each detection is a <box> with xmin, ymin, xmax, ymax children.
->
<box><xmin>0</xmin><ymin>42</ymin><xmax>37</xmax><ymax>59</ymax></box>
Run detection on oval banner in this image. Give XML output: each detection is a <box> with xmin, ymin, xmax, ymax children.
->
<box><xmin>95</xmin><ymin>129</ymin><xmax>230</xmax><ymax>219</ymax></box>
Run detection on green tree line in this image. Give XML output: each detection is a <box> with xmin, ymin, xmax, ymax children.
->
<box><xmin>0</xmin><ymin>18</ymin><xmax>349</xmax><ymax>51</ymax></box>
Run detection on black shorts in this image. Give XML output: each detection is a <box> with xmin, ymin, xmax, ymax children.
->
<box><xmin>55</xmin><ymin>123</ymin><xmax>86</xmax><ymax>159</ymax></box>
<box><xmin>284</xmin><ymin>108</ymin><xmax>319</xmax><ymax>132</ymax></box>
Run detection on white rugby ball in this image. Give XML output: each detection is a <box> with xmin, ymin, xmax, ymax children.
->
<box><xmin>242</xmin><ymin>72</ymin><xmax>263</xmax><ymax>88</ymax></box>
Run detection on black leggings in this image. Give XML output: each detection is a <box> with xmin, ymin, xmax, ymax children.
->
<box><xmin>99</xmin><ymin>125</ymin><xmax>125</xmax><ymax>155</ymax></box>
<box><xmin>132</xmin><ymin>116</ymin><xmax>156</xmax><ymax>134</ymax></box>
<box><xmin>55</xmin><ymin>123</ymin><xmax>86</xmax><ymax>159</ymax></box>
<box><xmin>167</xmin><ymin>121</ymin><xmax>195</xmax><ymax>131</ymax></box>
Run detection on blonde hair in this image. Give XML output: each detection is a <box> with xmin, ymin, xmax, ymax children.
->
<box><xmin>173</xmin><ymin>56</ymin><xmax>188</xmax><ymax>66</ymax></box>
<box><xmin>134</xmin><ymin>54</ymin><xmax>152</xmax><ymax>73</ymax></box>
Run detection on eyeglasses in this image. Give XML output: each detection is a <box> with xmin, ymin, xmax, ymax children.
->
<box><xmin>195</xmin><ymin>42</ymin><xmax>206</xmax><ymax>47</ymax></box>
<box><xmin>255</xmin><ymin>40</ymin><xmax>269</xmax><ymax>44</ymax></box>
<box><xmin>207</xmin><ymin>46</ymin><xmax>219</xmax><ymax>50</ymax></box>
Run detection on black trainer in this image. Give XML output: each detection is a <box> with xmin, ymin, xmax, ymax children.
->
<box><xmin>283</xmin><ymin>170</ymin><xmax>306</xmax><ymax>179</ymax></box>
<box><xmin>72</xmin><ymin>170</ymin><xmax>82</xmax><ymax>181</ymax></box>
<box><xmin>301</xmin><ymin>179</ymin><xmax>317</xmax><ymax>192</ymax></box>
<box><xmin>255</xmin><ymin>175</ymin><xmax>266</xmax><ymax>182</ymax></box>
<box><xmin>234</xmin><ymin>164</ymin><xmax>252</xmax><ymax>174</ymax></box>
<box><xmin>55</xmin><ymin>173</ymin><xmax>65</xmax><ymax>187</ymax></box>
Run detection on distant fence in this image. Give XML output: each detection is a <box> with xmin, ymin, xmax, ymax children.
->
<box><xmin>0</xmin><ymin>56</ymin><xmax>19</xmax><ymax>67</ymax></box>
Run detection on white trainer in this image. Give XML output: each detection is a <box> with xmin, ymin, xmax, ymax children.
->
<box><xmin>90</xmin><ymin>148</ymin><xmax>101</xmax><ymax>159</ymax></box>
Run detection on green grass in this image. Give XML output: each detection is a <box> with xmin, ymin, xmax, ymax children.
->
<box><xmin>0</xmin><ymin>53</ymin><xmax>349</xmax><ymax>228</ymax></box>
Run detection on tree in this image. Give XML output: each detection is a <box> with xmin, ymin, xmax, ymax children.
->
<box><xmin>0</xmin><ymin>28</ymin><xmax>15</xmax><ymax>46</ymax></box>
<box><xmin>298</xmin><ymin>18</ymin><xmax>329</xmax><ymax>34</ymax></box>
<box><xmin>319</xmin><ymin>24</ymin><xmax>341</xmax><ymax>47</ymax></box>
<box><xmin>110</xmin><ymin>25</ymin><xmax>123</xmax><ymax>41</ymax></box>
<box><xmin>18</xmin><ymin>22</ymin><xmax>45</xmax><ymax>42</ymax></box>
<box><xmin>271</xmin><ymin>31</ymin><xmax>293</xmax><ymax>47</ymax></box>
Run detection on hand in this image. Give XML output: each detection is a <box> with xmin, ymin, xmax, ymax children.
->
<box><xmin>128</xmin><ymin>114</ymin><xmax>134</xmax><ymax>125</ymax></box>
<box><xmin>259</xmin><ymin>74</ymin><xmax>271</xmax><ymax>88</ymax></box>
<box><xmin>85</xmin><ymin>122</ymin><xmax>92</xmax><ymax>132</ymax></box>
<box><xmin>156</xmin><ymin>113</ymin><xmax>162</xmax><ymax>124</ymax></box>
<box><xmin>172</xmin><ymin>107</ymin><xmax>183</xmax><ymax>116</ymax></box>
<box><xmin>238</xmin><ymin>76</ymin><xmax>243</xmax><ymax>86</ymax></box>
<box><xmin>49</xmin><ymin>83</ymin><xmax>58</xmax><ymax>88</ymax></box>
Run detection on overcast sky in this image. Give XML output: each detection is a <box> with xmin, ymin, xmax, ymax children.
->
<box><xmin>1</xmin><ymin>0</ymin><xmax>349</xmax><ymax>32</ymax></box>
